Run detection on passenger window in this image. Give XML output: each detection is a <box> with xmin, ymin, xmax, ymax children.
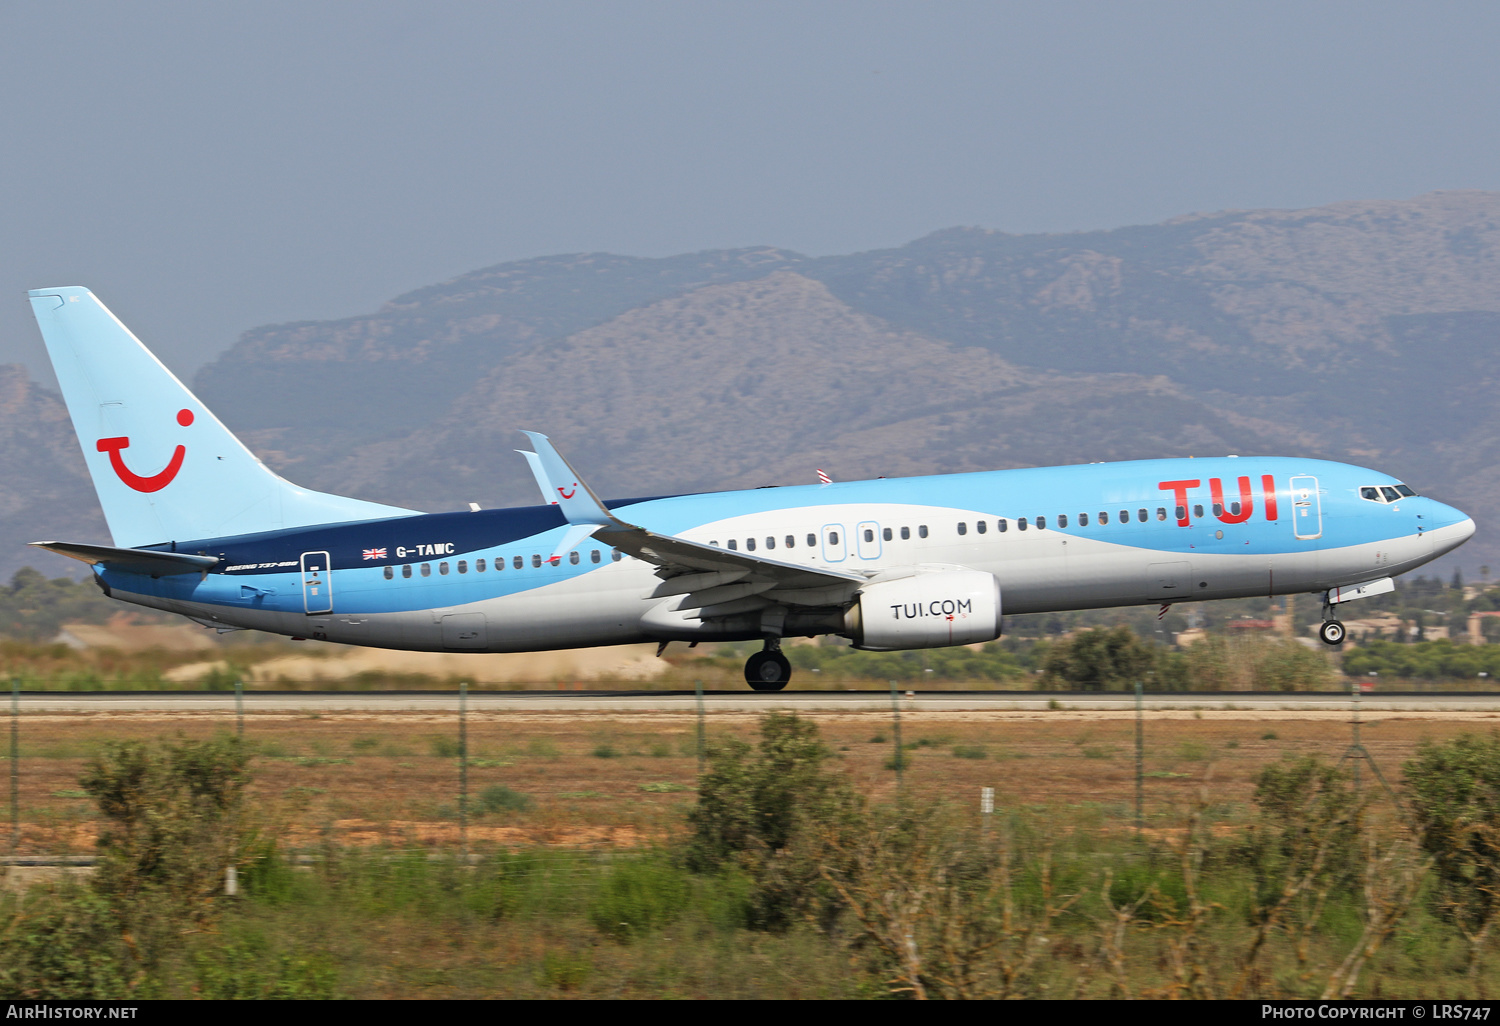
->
<box><xmin>1175</xmin><ymin>505</ymin><xmax>1186</xmax><ymax>521</ymax></box>
<box><xmin>710</xmin><ymin>541</ymin><xmax>718</xmax><ymax>547</ymax></box>
<box><xmin>997</xmin><ymin>519</ymin><xmax>1008</xmax><ymax>533</ymax></box>
<box><xmin>900</xmin><ymin>526</ymin><xmax>911</xmax><ymax>540</ymax></box>
<box><xmin>440</xmin><ymin>562</ymin><xmax>449</xmax><ymax>575</ymax></box>
<box><xmin>1361</xmin><ymin>487</ymin><xmax>1381</xmax><ymax>501</ymax></box>
<box><xmin>513</xmin><ymin>555</ymin><xmax>523</xmax><ymax>570</ymax></box>
<box><xmin>1380</xmin><ymin>486</ymin><xmax>1401</xmax><ymax>503</ymax></box>
<box><xmin>402</xmin><ymin>564</ymin><xmax>412</xmax><ymax>578</ymax></box>
<box><xmin>1137</xmin><ymin>509</ymin><xmax>1147</xmax><ymax>523</ymax></box>
<box><xmin>864</xmin><ymin>529</ymin><xmax>875</xmax><ymax>542</ymax></box>
<box><xmin>1078</xmin><ymin>513</ymin><xmax>1089</xmax><ymax>526</ymax></box>
<box><xmin>383</xmin><ymin>566</ymin><xmax>393</xmax><ymax>580</ymax></box>
<box><xmin>786</xmin><ymin>535</ymin><xmax>795</xmax><ymax>548</ymax></box>
<box><xmin>591</xmin><ymin>550</ymin><xmax>601</xmax><ymax>563</ymax></box>
<box><xmin>612</xmin><ymin>549</ymin><xmax>622</xmax><ymax>562</ymax></box>
<box><xmin>728</xmin><ymin>539</ymin><xmax>738</xmax><ymax>551</ymax></box>
<box><xmin>746</xmin><ymin>538</ymin><xmax>756</xmax><ymax>552</ymax></box>
<box><xmin>1099</xmin><ymin>511</ymin><xmax>1108</xmax><ymax>525</ymax></box>
<box><xmin>421</xmin><ymin>563</ymin><xmax>432</xmax><ymax>577</ymax></box>
<box><xmin>476</xmin><ymin>558</ymin><xmax>486</xmax><ymax>572</ymax></box>
<box><xmin>457</xmin><ymin>560</ymin><xmax>467</xmax><ymax>574</ymax></box>
<box><xmin>882</xmin><ymin>528</ymin><xmax>892</xmax><ymax>541</ymax></box>
<box><xmin>1193</xmin><ymin>504</ymin><xmax>1204</xmax><ymax>518</ymax></box>
<box><xmin>766</xmin><ymin>537</ymin><xmax>775</xmax><ymax>549</ymax></box>
<box><xmin>1036</xmin><ymin>516</ymin><xmax>1047</xmax><ymax>530</ymax></box>
<box><xmin>1156</xmin><ymin>507</ymin><xmax>1167</xmax><ymax>521</ymax></box>
<box><xmin>1230</xmin><ymin>501</ymin><xmax>1241</xmax><ymax>516</ymax></box>
<box><xmin>828</xmin><ymin>531</ymin><xmax>839</xmax><ymax>546</ymax></box>
<box><xmin>569</xmin><ymin>551</ymin><xmax>580</xmax><ymax>565</ymax></box>
<box><xmin>1119</xmin><ymin>510</ymin><xmax>1128</xmax><ymax>523</ymax></box>
<box><xmin>1058</xmin><ymin>514</ymin><xmax>1068</xmax><ymax>528</ymax></box>
<box><xmin>531</xmin><ymin>554</ymin><xmax>542</xmax><ymax>568</ymax></box>
<box><xmin>806</xmin><ymin>534</ymin><xmax>816</xmax><ymax>547</ymax></box>
<box><xmin>957</xmin><ymin>522</ymin><xmax>967</xmax><ymax>536</ymax></box>
<box><xmin>1018</xmin><ymin>518</ymin><xmax>1029</xmax><ymax>531</ymax></box>
<box><xmin>918</xmin><ymin>525</ymin><xmax>928</xmax><ymax>538</ymax></box>
<box><xmin>1212</xmin><ymin>502</ymin><xmax>1223</xmax><ymax>517</ymax></box>
<box><xmin>976</xmin><ymin>520</ymin><xmax>987</xmax><ymax>534</ymax></box>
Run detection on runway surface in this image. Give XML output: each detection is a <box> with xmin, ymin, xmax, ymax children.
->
<box><xmin>11</xmin><ymin>689</ymin><xmax>1500</xmax><ymax>713</ymax></box>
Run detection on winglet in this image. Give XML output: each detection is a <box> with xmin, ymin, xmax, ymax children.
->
<box><xmin>519</xmin><ymin>432</ymin><xmax>633</xmax><ymax>562</ymax></box>
<box><xmin>515</xmin><ymin>450</ymin><xmax>558</xmax><ymax>505</ymax></box>
<box><xmin>519</xmin><ymin>431</ymin><xmax>616</xmax><ymax>526</ymax></box>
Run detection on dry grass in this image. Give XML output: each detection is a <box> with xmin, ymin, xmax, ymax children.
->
<box><xmin>1</xmin><ymin>708</ymin><xmax>1488</xmax><ymax>855</ymax></box>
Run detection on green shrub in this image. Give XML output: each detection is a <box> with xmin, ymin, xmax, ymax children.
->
<box><xmin>592</xmin><ymin>743</ymin><xmax>619</xmax><ymax>759</ymax></box>
<box><xmin>428</xmin><ymin>736</ymin><xmax>460</xmax><ymax>759</ymax></box>
<box><xmin>587</xmin><ymin>859</ymin><xmax>689</xmax><ymax>941</ymax></box>
<box><xmin>952</xmin><ymin>744</ymin><xmax>987</xmax><ymax>760</ymax></box>
<box><xmin>687</xmin><ymin>713</ymin><xmax>864</xmax><ymax>930</ymax></box>
<box><xmin>1405</xmin><ymin>732</ymin><xmax>1500</xmax><ymax>972</ymax></box>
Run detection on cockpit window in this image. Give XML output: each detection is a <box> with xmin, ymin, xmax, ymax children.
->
<box><xmin>1361</xmin><ymin>487</ymin><xmax>1381</xmax><ymax>501</ymax></box>
<box><xmin>1395</xmin><ymin>484</ymin><xmax>1416</xmax><ymax>497</ymax></box>
<box><xmin>1380</xmin><ymin>486</ymin><xmax>1401</xmax><ymax>503</ymax></box>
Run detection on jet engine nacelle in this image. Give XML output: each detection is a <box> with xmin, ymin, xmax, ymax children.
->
<box><xmin>843</xmin><ymin>570</ymin><xmax>1002</xmax><ymax>651</ymax></box>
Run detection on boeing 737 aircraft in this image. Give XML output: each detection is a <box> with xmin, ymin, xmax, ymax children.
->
<box><xmin>26</xmin><ymin>287</ymin><xmax>1476</xmax><ymax>690</ymax></box>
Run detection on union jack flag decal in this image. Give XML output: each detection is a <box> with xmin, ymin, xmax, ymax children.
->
<box><xmin>362</xmin><ymin>548</ymin><xmax>387</xmax><ymax>561</ymax></box>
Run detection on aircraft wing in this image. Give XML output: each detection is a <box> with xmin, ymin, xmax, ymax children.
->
<box><xmin>517</xmin><ymin>432</ymin><xmax>866</xmax><ymax>606</ymax></box>
<box><xmin>31</xmin><ymin>541</ymin><xmax>219</xmax><ymax>577</ymax></box>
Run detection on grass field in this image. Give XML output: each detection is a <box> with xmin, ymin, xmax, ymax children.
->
<box><xmin>6</xmin><ymin>707</ymin><xmax>1500</xmax><ymax>999</ymax></box>
<box><xmin>4</xmin><ymin>706</ymin><xmax>1494</xmax><ymax>853</ymax></box>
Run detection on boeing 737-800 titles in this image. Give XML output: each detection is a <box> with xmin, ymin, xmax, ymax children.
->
<box><xmin>25</xmin><ymin>287</ymin><xmax>1475</xmax><ymax>690</ymax></box>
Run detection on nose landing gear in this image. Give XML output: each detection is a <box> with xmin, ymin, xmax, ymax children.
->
<box><xmin>1318</xmin><ymin>619</ymin><xmax>1346</xmax><ymax>646</ymax></box>
<box><xmin>745</xmin><ymin>638</ymin><xmax>792</xmax><ymax>692</ymax></box>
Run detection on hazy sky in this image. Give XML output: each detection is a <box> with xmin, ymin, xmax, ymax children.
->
<box><xmin>4</xmin><ymin>0</ymin><xmax>1499</xmax><ymax>384</ymax></box>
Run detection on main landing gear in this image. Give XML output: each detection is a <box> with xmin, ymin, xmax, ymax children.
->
<box><xmin>745</xmin><ymin>638</ymin><xmax>792</xmax><ymax>692</ymax></box>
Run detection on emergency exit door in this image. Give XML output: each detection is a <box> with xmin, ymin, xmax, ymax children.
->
<box><xmin>301</xmin><ymin>551</ymin><xmax>333</xmax><ymax>614</ymax></box>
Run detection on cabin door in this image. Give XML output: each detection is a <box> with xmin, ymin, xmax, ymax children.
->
<box><xmin>300</xmin><ymin>551</ymin><xmax>333</xmax><ymax>614</ymax></box>
<box><xmin>1290</xmin><ymin>476</ymin><xmax>1322</xmax><ymax>540</ymax></box>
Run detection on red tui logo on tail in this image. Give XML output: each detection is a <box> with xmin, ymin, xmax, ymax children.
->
<box><xmin>95</xmin><ymin>408</ymin><xmax>193</xmax><ymax>493</ymax></box>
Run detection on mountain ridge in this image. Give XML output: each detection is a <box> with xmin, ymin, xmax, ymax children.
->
<box><xmin>3</xmin><ymin>190</ymin><xmax>1497</xmax><ymax>580</ymax></box>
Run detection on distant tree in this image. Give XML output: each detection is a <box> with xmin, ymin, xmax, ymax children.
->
<box><xmin>1040</xmin><ymin>626</ymin><xmax>1157</xmax><ymax>691</ymax></box>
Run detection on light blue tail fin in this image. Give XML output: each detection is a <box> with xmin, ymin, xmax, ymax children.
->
<box><xmin>28</xmin><ymin>287</ymin><xmax>418</xmax><ymax>547</ymax></box>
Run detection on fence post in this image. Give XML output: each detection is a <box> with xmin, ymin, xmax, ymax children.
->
<box><xmin>234</xmin><ymin>678</ymin><xmax>244</xmax><ymax>739</ymax></box>
<box><xmin>980</xmin><ymin>786</ymin><xmax>994</xmax><ymax>839</ymax></box>
<box><xmin>9</xmin><ymin>677</ymin><xmax>17</xmax><ymax>855</ymax></box>
<box><xmin>459</xmin><ymin>681</ymin><xmax>469</xmax><ymax>863</ymax></box>
<box><xmin>694</xmin><ymin>679</ymin><xmax>706</xmax><ymax>778</ymax></box>
<box><xmin>1134</xmin><ymin>681</ymin><xmax>1144</xmax><ymax>836</ymax></box>
<box><xmin>889</xmin><ymin>680</ymin><xmax>903</xmax><ymax>788</ymax></box>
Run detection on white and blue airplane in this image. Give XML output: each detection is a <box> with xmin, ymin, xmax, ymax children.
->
<box><xmin>26</xmin><ymin>286</ymin><xmax>1476</xmax><ymax>690</ymax></box>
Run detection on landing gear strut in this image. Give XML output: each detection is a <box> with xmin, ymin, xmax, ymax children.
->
<box><xmin>745</xmin><ymin>638</ymin><xmax>791</xmax><ymax>692</ymax></box>
<box><xmin>1318</xmin><ymin>593</ymin><xmax>1346</xmax><ymax>646</ymax></box>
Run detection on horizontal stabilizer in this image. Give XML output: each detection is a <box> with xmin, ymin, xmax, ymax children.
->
<box><xmin>30</xmin><ymin>541</ymin><xmax>218</xmax><ymax>577</ymax></box>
